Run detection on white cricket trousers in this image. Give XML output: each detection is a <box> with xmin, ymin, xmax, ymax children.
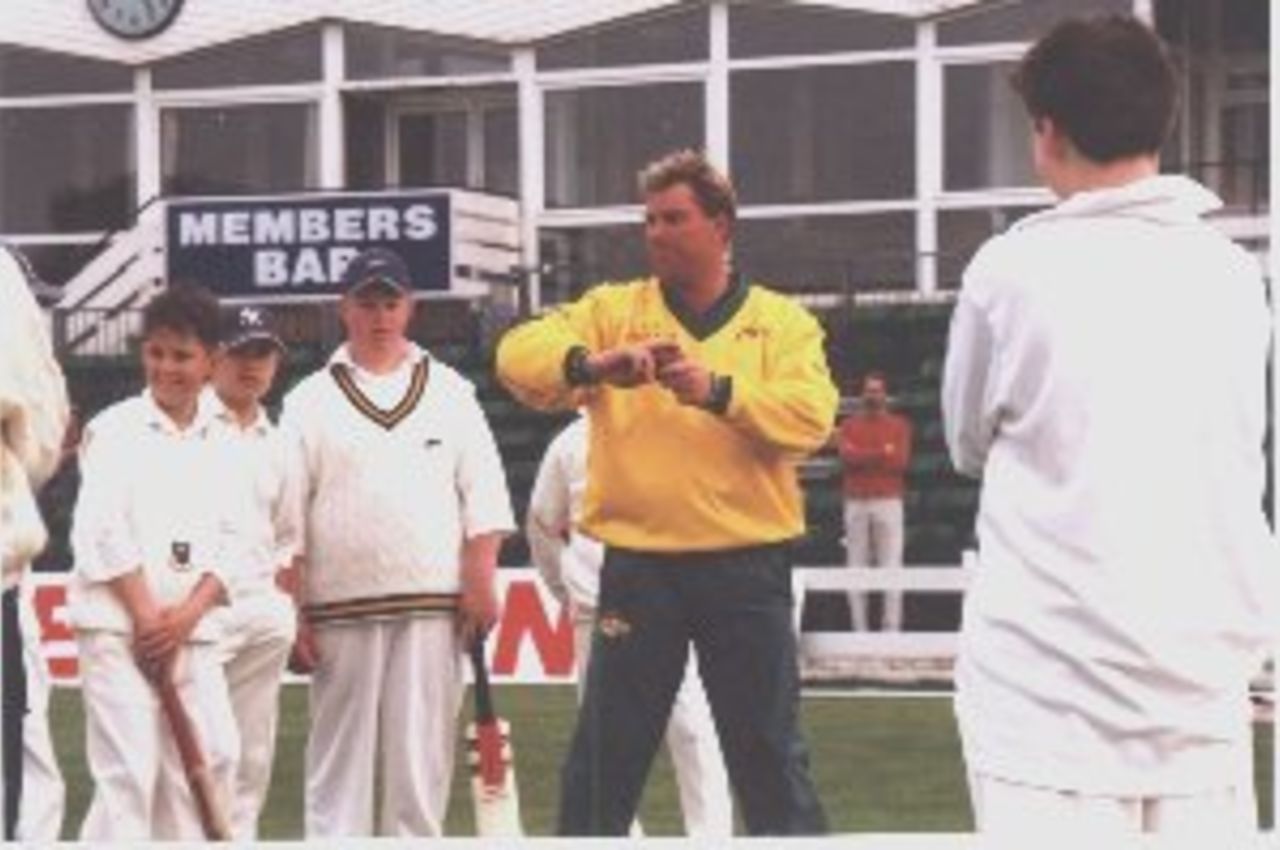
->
<box><xmin>5</xmin><ymin>591</ymin><xmax>64</xmax><ymax>841</ymax></box>
<box><xmin>843</xmin><ymin>497</ymin><xmax>904</xmax><ymax>632</ymax></box>
<box><xmin>574</xmin><ymin>617</ymin><xmax>734</xmax><ymax>836</ymax></box>
<box><xmin>305</xmin><ymin>616</ymin><xmax>464</xmax><ymax>837</ymax></box>
<box><xmin>218</xmin><ymin>587</ymin><xmax>295</xmax><ymax>840</ymax></box>
<box><xmin>968</xmin><ymin>770</ymin><xmax>1257</xmax><ymax>844</ymax></box>
<box><xmin>77</xmin><ymin>631</ymin><xmax>239</xmax><ymax>841</ymax></box>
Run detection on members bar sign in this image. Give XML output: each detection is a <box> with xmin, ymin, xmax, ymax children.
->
<box><xmin>166</xmin><ymin>191</ymin><xmax>452</xmax><ymax>299</ymax></box>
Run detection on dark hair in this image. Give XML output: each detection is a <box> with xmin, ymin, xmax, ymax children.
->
<box><xmin>638</xmin><ymin>149</ymin><xmax>737</xmax><ymax>227</ymax></box>
<box><xmin>142</xmin><ymin>284</ymin><xmax>221</xmax><ymax>349</ymax></box>
<box><xmin>1012</xmin><ymin>15</ymin><xmax>1177</xmax><ymax>162</ymax></box>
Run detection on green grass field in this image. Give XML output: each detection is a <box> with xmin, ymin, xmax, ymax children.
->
<box><xmin>47</xmin><ymin>684</ymin><xmax>1274</xmax><ymax>838</ymax></box>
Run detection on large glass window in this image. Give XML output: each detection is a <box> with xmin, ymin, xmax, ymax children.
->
<box><xmin>729</xmin><ymin>3</ymin><xmax>913</xmax><ymax>57</ymax></box>
<box><xmin>545</xmin><ymin>83</ymin><xmax>703</xmax><ymax>208</ymax></box>
<box><xmin>0</xmin><ymin>106</ymin><xmax>134</xmax><ymax>233</ymax></box>
<box><xmin>345</xmin><ymin>91</ymin><xmax>518</xmax><ymax>196</ymax></box>
<box><xmin>153</xmin><ymin>27</ymin><xmax>320</xmax><ymax>89</ymax></box>
<box><xmin>346</xmin><ymin>24</ymin><xmax>511</xmax><ymax>79</ymax></box>
<box><xmin>538</xmin><ymin>7</ymin><xmax>708</xmax><ymax>70</ymax></box>
<box><xmin>0</xmin><ymin>45</ymin><xmax>131</xmax><ymax>96</ymax></box>
<box><xmin>539</xmin><ymin>224</ymin><xmax>647</xmax><ymax>303</ymax></box>
<box><xmin>345</xmin><ymin>95</ymin><xmax>388</xmax><ymax>190</ymax></box>
<box><xmin>732</xmin><ymin>64</ymin><xmax>914</xmax><ymax>203</ymax></box>
<box><xmin>161</xmin><ymin>104</ymin><xmax>317</xmax><ymax>196</ymax></box>
<box><xmin>399</xmin><ymin>111</ymin><xmax>468</xmax><ymax>188</ymax></box>
<box><xmin>1214</xmin><ymin>100</ymin><xmax>1269</xmax><ymax>212</ymax></box>
<box><xmin>938</xmin><ymin>0</ymin><xmax>1134</xmax><ymax>46</ymax></box>
<box><xmin>483</xmin><ymin>106</ymin><xmax>519</xmax><ymax>197</ymax></box>
<box><xmin>937</xmin><ymin>207</ymin><xmax>1044</xmax><ymax>288</ymax></box>
<box><xmin>734</xmin><ymin>214</ymin><xmax>915</xmax><ymax>294</ymax></box>
<box><xmin>1159</xmin><ymin>0</ymin><xmax>1270</xmax><ymax>214</ymax></box>
<box><xmin>944</xmin><ymin>63</ymin><xmax>1036</xmax><ymax>191</ymax></box>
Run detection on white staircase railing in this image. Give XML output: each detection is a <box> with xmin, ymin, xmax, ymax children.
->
<box><xmin>55</xmin><ymin>201</ymin><xmax>166</xmax><ymax>356</ymax></box>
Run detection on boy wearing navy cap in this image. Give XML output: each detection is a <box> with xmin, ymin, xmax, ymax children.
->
<box><xmin>282</xmin><ymin>247</ymin><xmax>514</xmax><ymax>836</ymax></box>
<box><xmin>207</xmin><ymin>304</ymin><xmax>300</xmax><ymax>840</ymax></box>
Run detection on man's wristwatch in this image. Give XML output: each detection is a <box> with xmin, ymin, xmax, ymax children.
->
<box><xmin>564</xmin><ymin>346</ymin><xmax>596</xmax><ymax>386</ymax></box>
<box><xmin>704</xmin><ymin>373</ymin><xmax>732</xmax><ymax>414</ymax></box>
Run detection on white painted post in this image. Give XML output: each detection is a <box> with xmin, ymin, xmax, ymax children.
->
<box><xmin>915</xmin><ymin>20</ymin><xmax>941</xmax><ymax>295</ymax></box>
<box><xmin>514</xmin><ymin>48</ymin><xmax>542</xmax><ymax>312</ymax></box>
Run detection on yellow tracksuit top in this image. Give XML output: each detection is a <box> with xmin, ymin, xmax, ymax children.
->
<box><xmin>496</xmin><ymin>277</ymin><xmax>838</xmax><ymax>552</ymax></box>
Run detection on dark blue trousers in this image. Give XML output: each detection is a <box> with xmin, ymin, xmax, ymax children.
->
<box><xmin>557</xmin><ymin>544</ymin><xmax>827</xmax><ymax>835</ymax></box>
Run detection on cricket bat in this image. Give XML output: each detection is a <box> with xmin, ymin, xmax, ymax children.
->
<box><xmin>465</xmin><ymin>636</ymin><xmax>523</xmax><ymax>836</ymax></box>
<box><xmin>156</xmin><ymin>677</ymin><xmax>232</xmax><ymax>840</ymax></box>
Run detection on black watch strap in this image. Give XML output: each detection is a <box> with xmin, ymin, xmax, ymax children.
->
<box><xmin>705</xmin><ymin>373</ymin><xmax>732</xmax><ymax>414</ymax></box>
<box><xmin>564</xmin><ymin>346</ymin><xmax>596</xmax><ymax>386</ymax></box>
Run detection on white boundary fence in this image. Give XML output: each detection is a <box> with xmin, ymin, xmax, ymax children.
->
<box><xmin>793</xmin><ymin>563</ymin><xmax>971</xmax><ymax>664</ymax></box>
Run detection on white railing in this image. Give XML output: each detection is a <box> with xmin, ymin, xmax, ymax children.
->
<box><xmin>55</xmin><ymin>203</ymin><xmax>166</xmax><ymax>356</ymax></box>
<box><xmin>793</xmin><ymin>564</ymin><xmax>970</xmax><ymax>663</ymax></box>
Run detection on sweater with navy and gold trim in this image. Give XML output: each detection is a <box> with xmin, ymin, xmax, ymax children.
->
<box><xmin>282</xmin><ymin>344</ymin><xmax>515</xmax><ymax>608</ymax></box>
<box><xmin>496</xmin><ymin>278</ymin><xmax>838</xmax><ymax>552</ymax></box>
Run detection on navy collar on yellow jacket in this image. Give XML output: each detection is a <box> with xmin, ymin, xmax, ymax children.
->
<box><xmin>659</xmin><ymin>274</ymin><xmax>749</xmax><ymax>341</ymax></box>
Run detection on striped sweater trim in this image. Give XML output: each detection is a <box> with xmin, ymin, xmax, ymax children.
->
<box><xmin>329</xmin><ymin>359</ymin><xmax>428</xmax><ymax>430</ymax></box>
<box><xmin>304</xmin><ymin>591</ymin><xmax>460</xmax><ymax>625</ymax></box>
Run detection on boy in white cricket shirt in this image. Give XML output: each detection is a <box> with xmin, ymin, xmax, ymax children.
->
<box><xmin>68</xmin><ymin>285</ymin><xmax>239</xmax><ymax>841</ymax></box>
<box><xmin>942</xmin><ymin>15</ymin><xmax>1279</xmax><ymax>841</ymax></box>
<box><xmin>208</xmin><ymin>305</ymin><xmax>300</xmax><ymax>839</ymax></box>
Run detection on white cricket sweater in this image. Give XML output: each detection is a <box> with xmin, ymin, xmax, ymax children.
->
<box><xmin>282</xmin><ymin>344</ymin><xmax>514</xmax><ymax>607</ymax></box>
<box><xmin>942</xmin><ymin>175</ymin><xmax>1280</xmax><ymax>794</ymax></box>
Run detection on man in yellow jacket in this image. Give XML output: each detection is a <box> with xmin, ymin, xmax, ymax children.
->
<box><xmin>497</xmin><ymin>149</ymin><xmax>835</xmax><ymax>835</ymax></box>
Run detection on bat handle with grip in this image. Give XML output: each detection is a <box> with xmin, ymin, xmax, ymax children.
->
<box><xmin>469</xmin><ymin>636</ymin><xmax>495</xmax><ymax>725</ymax></box>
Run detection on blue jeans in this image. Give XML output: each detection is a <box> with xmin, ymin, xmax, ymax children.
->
<box><xmin>558</xmin><ymin>544</ymin><xmax>827</xmax><ymax>835</ymax></box>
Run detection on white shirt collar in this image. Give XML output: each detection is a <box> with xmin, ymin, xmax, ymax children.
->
<box><xmin>141</xmin><ymin>387</ymin><xmax>219</xmax><ymax>436</ymax></box>
<box><xmin>203</xmin><ymin>386</ymin><xmax>271</xmax><ymax>435</ymax></box>
<box><xmin>328</xmin><ymin>342</ymin><xmax>426</xmax><ymax>380</ymax></box>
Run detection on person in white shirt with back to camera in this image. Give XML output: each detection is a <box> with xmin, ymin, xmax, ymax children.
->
<box><xmin>942</xmin><ymin>14</ymin><xmax>1279</xmax><ymax>842</ymax></box>
<box><xmin>527</xmin><ymin>412</ymin><xmax>734</xmax><ymax>837</ymax></box>
<box><xmin>1</xmin><ymin>244</ymin><xmax>70</xmax><ymax>842</ymax></box>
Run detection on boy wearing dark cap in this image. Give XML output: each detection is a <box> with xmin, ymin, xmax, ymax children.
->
<box><xmin>208</xmin><ymin>305</ymin><xmax>300</xmax><ymax>840</ymax></box>
<box><xmin>282</xmin><ymin>247</ymin><xmax>514</xmax><ymax>836</ymax></box>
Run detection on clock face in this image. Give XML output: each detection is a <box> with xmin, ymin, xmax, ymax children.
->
<box><xmin>87</xmin><ymin>0</ymin><xmax>184</xmax><ymax>40</ymax></box>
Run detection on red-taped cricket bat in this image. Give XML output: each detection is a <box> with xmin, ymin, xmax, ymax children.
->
<box><xmin>156</xmin><ymin>677</ymin><xmax>232</xmax><ymax>840</ymax></box>
<box><xmin>466</xmin><ymin>637</ymin><xmax>523</xmax><ymax>836</ymax></box>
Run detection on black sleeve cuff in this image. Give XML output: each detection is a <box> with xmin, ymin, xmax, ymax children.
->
<box><xmin>705</xmin><ymin>373</ymin><xmax>733</xmax><ymax>415</ymax></box>
<box><xmin>563</xmin><ymin>346</ymin><xmax>595</xmax><ymax>386</ymax></box>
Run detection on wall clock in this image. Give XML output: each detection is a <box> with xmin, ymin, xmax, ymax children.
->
<box><xmin>87</xmin><ymin>0</ymin><xmax>184</xmax><ymax>40</ymax></box>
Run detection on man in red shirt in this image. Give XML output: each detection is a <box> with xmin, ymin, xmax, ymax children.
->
<box><xmin>837</xmin><ymin>372</ymin><xmax>912</xmax><ymax>631</ymax></box>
